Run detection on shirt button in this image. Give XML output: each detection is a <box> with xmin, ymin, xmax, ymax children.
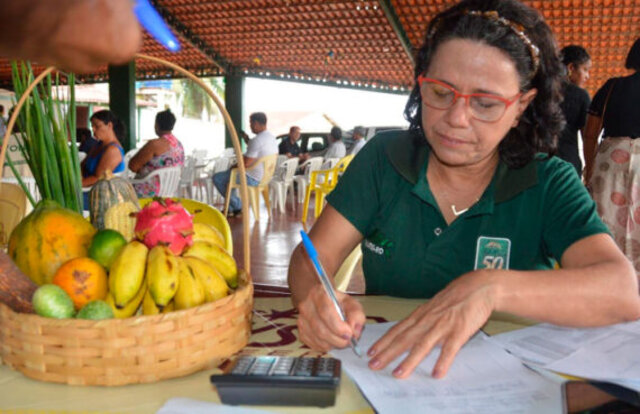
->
<box><xmin>434</xmin><ymin>227</ymin><xmax>442</xmax><ymax>236</ymax></box>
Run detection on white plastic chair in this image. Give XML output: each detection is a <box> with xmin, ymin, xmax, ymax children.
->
<box><xmin>178</xmin><ymin>156</ymin><xmax>196</xmax><ymax>199</ymax></box>
<box><xmin>269</xmin><ymin>158</ymin><xmax>299</xmax><ymax>214</ymax></box>
<box><xmin>275</xmin><ymin>154</ymin><xmax>288</xmax><ymax>170</ymax></box>
<box><xmin>122</xmin><ymin>148</ymin><xmax>139</xmax><ymax>179</ymax></box>
<box><xmin>208</xmin><ymin>155</ymin><xmax>236</xmax><ymax>205</ymax></box>
<box><xmin>129</xmin><ymin>166</ymin><xmax>182</xmax><ymax>198</ymax></box>
<box><xmin>292</xmin><ymin>156</ymin><xmax>323</xmax><ymax>204</ymax></box>
<box><xmin>223</xmin><ymin>154</ymin><xmax>278</xmax><ymax>221</ymax></box>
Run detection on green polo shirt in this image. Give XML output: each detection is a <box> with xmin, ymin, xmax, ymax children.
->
<box><xmin>326</xmin><ymin>130</ymin><xmax>609</xmax><ymax>298</ymax></box>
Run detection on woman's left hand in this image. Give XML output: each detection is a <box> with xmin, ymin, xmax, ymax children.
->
<box><xmin>367</xmin><ymin>270</ymin><xmax>499</xmax><ymax>379</ymax></box>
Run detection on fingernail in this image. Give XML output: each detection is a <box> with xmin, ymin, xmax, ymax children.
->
<box><xmin>393</xmin><ymin>367</ymin><xmax>404</xmax><ymax>377</ymax></box>
<box><xmin>341</xmin><ymin>334</ymin><xmax>351</xmax><ymax>340</ymax></box>
<box><xmin>369</xmin><ymin>358</ymin><xmax>380</xmax><ymax>369</ymax></box>
<box><xmin>432</xmin><ymin>368</ymin><xmax>442</xmax><ymax>378</ymax></box>
<box><xmin>367</xmin><ymin>348</ymin><xmax>377</xmax><ymax>357</ymax></box>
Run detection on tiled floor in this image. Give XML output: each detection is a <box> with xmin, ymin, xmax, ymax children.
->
<box><xmin>222</xmin><ymin>197</ymin><xmax>365</xmax><ymax>295</ymax></box>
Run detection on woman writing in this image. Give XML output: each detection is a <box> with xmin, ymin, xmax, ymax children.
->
<box><xmin>81</xmin><ymin>110</ymin><xmax>125</xmax><ymax>187</ymax></box>
<box><xmin>128</xmin><ymin>109</ymin><xmax>185</xmax><ymax>198</ymax></box>
<box><xmin>288</xmin><ymin>0</ymin><xmax>640</xmax><ymax>381</ymax></box>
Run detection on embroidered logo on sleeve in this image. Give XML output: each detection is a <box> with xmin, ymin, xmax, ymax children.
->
<box><xmin>474</xmin><ymin>236</ymin><xmax>511</xmax><ymax>270</ymax></box>
<box><xmin>364</xmin><ymin>230</ymin><xmax>394</xmax><ymax>257</ymax></box>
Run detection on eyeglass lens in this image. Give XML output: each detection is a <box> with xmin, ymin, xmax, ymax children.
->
<box><xmin>421</xmin><ymin>81</ymin><xmax>508</xmax><ymax>122</ymax></box>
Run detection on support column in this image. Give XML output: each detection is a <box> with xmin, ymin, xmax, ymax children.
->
<box><xmin>224</xmin><ymin>74</ymin><xmax>244</xmax><ymax>149</ymax></box>
<box><xmin>108</xmin><ymin>62</ymin><xmax>136</xmax><ymax>152</ymax></box>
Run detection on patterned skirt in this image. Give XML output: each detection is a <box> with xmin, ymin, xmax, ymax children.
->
<box><xmin>589</xmin><ymin>137</ymin><xmax>640</xmax><ymax>272</ymax></box>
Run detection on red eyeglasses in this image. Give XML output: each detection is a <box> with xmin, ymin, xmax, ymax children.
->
<box><xmin>417</xmin><ymin>76</ymin><xmax>522</xmax><ymax>122</ymax></box>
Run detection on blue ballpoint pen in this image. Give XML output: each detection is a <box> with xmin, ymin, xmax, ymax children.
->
<box><xmin>134</xmin><ymin>0</ymin><xmax>181</xmax><ymax>52</ymax></box>
<box><xmin>299</xmin><ymin>230</ymin><xmax>363</xmax><ymax>358</ymax></box>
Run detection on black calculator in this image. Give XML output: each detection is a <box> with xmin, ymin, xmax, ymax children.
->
<box><xmin>210</xmin><ymin>356</ymin><xmax>341</xmax><ymax>407</ymax></box>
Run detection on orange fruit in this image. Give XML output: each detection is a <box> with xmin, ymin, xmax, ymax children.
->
<box><xmin>52</xmin><ymin>257</ymin><xmax>108</xmax><ymax>310</ymax></box>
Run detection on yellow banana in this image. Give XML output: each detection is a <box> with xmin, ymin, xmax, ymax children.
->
<box><xmin>109</xmin><ymin>241</ymin><xmax>149</xmax><ymax>307</ymax></box>
<box><xmin>174</xmin><ymin>258</ymin><xmax>206</xmax><ymax>310</ymax></box>
<box><xmin>184</xmin><ymin>256</ymin><xmax>229</xmax><ymax>302</ymax></box>
<box><xmin>146</xmin><ymin>245</ymin><xmax>180</xmax><ymax>308</ymax></box>
<box><xmin>183</xmin><ymin>241</ymin><xmax>238</xmax><ymax>288</ymax></box>
<box><xmin>105</xmin><ymin>282</ymin><xmax>146</xmax><ymax>318</ymax></box>
<box><xmin>142</xmin><ymin>289</ymin><xmax>174</xmax><ymax>314</ymax></box>
<box><xmin>192</xmin><ymin>222</ymin><xmax>226</xmax><ymax>251</ymax></box>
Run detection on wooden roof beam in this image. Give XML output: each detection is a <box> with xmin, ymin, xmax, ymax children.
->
<box><xmin>377</xmin><ymin>0</ymin><xmax>415</xmax><ymax>66</ymax></box>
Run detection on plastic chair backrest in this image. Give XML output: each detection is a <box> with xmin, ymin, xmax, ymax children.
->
<box><xmin>156</xmin><ymin>166</ymin><xmax>182</xmax><ymax>197</ymax></box>
<box><xmin>255</xmin><ymin>154</ymin><xmax>278</xmax><ymax>187</ymax></box>
<box><xmin>276</xmin><ymin>155</ymin><xmax>288</xmax><ymax>170</ymax></box>
<box><xmin>301</xmin><ymin>157</ymin><xmax>324</xmax><ymax>177</ymax></box>
<box><xmin>222</xmin><ymin>147</ymin><xmax>235</xmax><ymax>157</ymax></box>
<box><xmin>180</xmin><ymin>156</ymin><xmax>196</xmax><ymax>182</ymax></box>
<box><xmin>321</xmin><ymin>158</ymin><xmax>339</xmax><ymax>170</ymax></box>
<box><xmin>279</xmin><ymin>158</ymin><xmax>299</xmax><ymax>182</ymax></box>
<box><xmin>192</xmin><ymin>149</ymin><xmax>208</xmax><ymax>165</ymax></box>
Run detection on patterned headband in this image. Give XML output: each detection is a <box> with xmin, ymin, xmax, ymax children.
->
<box><xmin>428</xmin><ymin>9</ymin><xmax>540</xmax><ymax>79</ymax></box>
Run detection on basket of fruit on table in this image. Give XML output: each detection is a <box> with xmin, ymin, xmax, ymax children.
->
<box><xmin>0</xmin><ymin>189</ymin><xmax>252</xmax><ymax>386</ymax></box>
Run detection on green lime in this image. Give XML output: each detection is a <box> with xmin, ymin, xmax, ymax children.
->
<box><xmin>89</xmin><ymin>229</ymin><xmax>127</xmax><ymax>269</ymax></box>
<box><xmin>32</xmin><ymin>284</ymin><xmax>75</xmax><ymax>319</ymax></box>
<box><xmin>76</xmin><ymin>300</ymin><xmax>114</xmax><ymax>320</ymax></box>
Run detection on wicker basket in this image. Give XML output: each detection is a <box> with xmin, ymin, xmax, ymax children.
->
<box><xmin>0</xmin><ymin>54</ymin><xmax>255</xmax><ymax>386</ymax></box>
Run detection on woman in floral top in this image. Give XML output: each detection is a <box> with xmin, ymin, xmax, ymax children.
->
<box><xmin>129</xmin><ymin>109</ymin><xmax>185</xmax><ymax>197</ymax></box>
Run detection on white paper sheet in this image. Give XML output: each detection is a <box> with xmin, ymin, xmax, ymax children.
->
<box><xmin>156</xmin><ymin>398</ymin><xmax>275</xmax><ymax>414</ymax></box>
<box><xmin>492</xmin><ymin>320</ymin><xmax>640</xmax><ymax>392</ymax></box>
<box><xmin>490</xmin><ymin>323</ymin><xmax>616</xmax><ymax>365</ymax></box>
<box><xmin>331</xmin><ymin>322</ymin><xmax>563</xmax><ymax>414</ymax></box>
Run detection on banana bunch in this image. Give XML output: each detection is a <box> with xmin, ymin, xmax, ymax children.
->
<box><xmin>105</xmin><ymin>222</ymin><xmax>235</xmax><ymax>317</ymax></box>
<box><xmin>107</xmin><ymin>241</ymin><xmax>149</xmax><ymax>318</ymax></box>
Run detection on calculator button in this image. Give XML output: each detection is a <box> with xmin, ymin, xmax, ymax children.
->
<box><xmin>231</xmin><ymin>357</ymin><xmax>255</xmax><ymax>375</ymax></box>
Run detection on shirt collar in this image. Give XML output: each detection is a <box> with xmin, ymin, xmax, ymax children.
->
<box><xmin>385</xmin><ymin>130</ymin><xmax>538</xmax><ymax>204</ymax></box>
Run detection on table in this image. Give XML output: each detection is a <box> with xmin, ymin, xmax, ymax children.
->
<box><xmin>0</xmin><ymin>295</ymin><xmax>610</xmax><ymax>413</ymax></box>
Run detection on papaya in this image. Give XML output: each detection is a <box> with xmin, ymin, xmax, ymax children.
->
<box><xmin>8</xmin><ymin>200</ymin><xmax>96</xmax><ymax>285</ymax></box>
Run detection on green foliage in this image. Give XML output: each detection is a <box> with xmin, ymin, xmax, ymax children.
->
<box><xmin>175</xmin><ymin>76</ymin><xmax>225</xmax><ymax>120</ymax></box>
<box><xmin>9</xmin><ymin>62</ymin><xmax>81</xmax><ymax>212</ymax></box>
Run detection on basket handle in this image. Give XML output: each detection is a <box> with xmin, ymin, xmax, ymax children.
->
<box><xmin>0</xmin><ymin>56</ymin><xmax>251</xmax><ymax>273</ymax></box>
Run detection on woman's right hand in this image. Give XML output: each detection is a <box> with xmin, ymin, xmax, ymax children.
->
<box><xmin>296</xmin><ymin>283</ymin><xmax>366</xmax><ymax>352</ymax></box>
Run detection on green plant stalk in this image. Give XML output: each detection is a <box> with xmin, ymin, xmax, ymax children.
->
<box><xmin>9</xmin><ymin>61</ymin><xmax>81</xmax><ymax>212</ymax></box>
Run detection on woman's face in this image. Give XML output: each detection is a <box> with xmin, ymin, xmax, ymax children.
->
<box><xmin>421</xmin><ymin>38</ymin><xmax>536</xmax><ymax>168</ymax></box>
<box><xmin>568</xmin><ymin>60</ymin><xmax>591</xmax><ymax>88</ymax></box>
<box><xmin>91</xmin><ymin>118</ymin><xmax>112</xmax><ymax>141</ymax></box>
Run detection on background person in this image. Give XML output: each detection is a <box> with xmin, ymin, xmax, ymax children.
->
<box><xmin>583</xmin><ymin>37</ymin><xmax>640</xmax><ymax>273</ymax></box>
<box><xmin>557</xmin><ymin>45</ymin><xmax>592</xmax><ymax>176</ymax></box>
<box><xmin>349</xmin><ymin>126</ymin><xmax>367</xmax><ymax>156</ymax></box>
<box><xmin>324</xmin><ymin>126</ymin><xmax>346</xmax><ymax>160</ymax></box>
<box><xmin>129</xmin><ymin>109</ymin><xmax>185</xmax><ymax>198</ymax></box>
<box><xmin>213</xmin><ymin>112</ymin><xmax>278</xmax><ymax>217</ymax></box>
<box><xmin>279</xmin><ymin>126</ymin><xmax>310</xmax><ymax>162</ymax></box>
<box><xmin>288</xmin><ymin>0</ymin><xmax>639</xmax><ymax>382</ymax></box>
<box><xmin>77</xmin><ymin>127</ymin><xmax>99</xmax><ymax>154</ymax></box>
<box><xmin>81</xmin><ymin>110</ymin><xmax>125</xmax><ymax>187</ymax></box>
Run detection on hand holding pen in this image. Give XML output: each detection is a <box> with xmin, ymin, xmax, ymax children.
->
<box><xmin>298</xmin><ymin>230</ymin><xmax>364</xmax><ymax>357</ymax></box>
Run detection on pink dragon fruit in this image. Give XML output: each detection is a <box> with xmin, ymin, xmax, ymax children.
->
<box><xmin>134</xmin><ymin>198</ymin><xmax>194</xmax><ymax>255</ymax></box>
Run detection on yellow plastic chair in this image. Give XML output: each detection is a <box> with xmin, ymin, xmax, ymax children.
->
<box><xmin>0</xmin><ymin>182</ymin><xmax>27</xmax><ymax>249</ymax></box>
<box><xmin>333</xmin><ymin>245</ymin><xmax>363</xmax><ymax>292</ymax></box>
<box><xmin>301</xmin><ymin>154</ymin><xmax>355</xmax><ymax>223</ymax></box>
<box><xmin>224</xmin><ymin>154</ymin><xmax>278</xmax><ymax>221</ymax></box>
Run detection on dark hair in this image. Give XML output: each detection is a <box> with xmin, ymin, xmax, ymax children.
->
<box><xmin>561</xmin><ymin>45</ymin><xmax>590</xmax><ymax>67</ymax></box>
<box><xmin>0</xmin><ymin>105</ymin><xmax>4</xmax><ymax>112</ymax></box>
<box><xmin>76</xmin><ymin>127</ymin><xmax>92</xmax><ymax>143</ymax></box>
<box><xmin>404</xmin><ymin>0</ymin><xmax>565</xmax><ymax>168</ymax></box>
<box><xmin>625</xmin><ymin>37</ymin><xmax>640</xmax><ymax>71</ymax></box>
<box><xmin>250</xmin><ymin>112</ymin><xmax>267</xmax><ymax>125</ymax></box>
<box><xmin>155</xmin><ymin>109</ymin><xmax>176</xmax><ymax>131</ymax></box>
<box><xmin>90</xmin><ymin>110</ymin><xmax>125</xmax><ymax>144</ymax></box>
<box><xmin>330</xmin><ymin>126</ymin><xmax>342</xmax><ymax>141</ymax></box>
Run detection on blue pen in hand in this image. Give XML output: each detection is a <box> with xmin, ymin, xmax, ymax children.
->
<box><xmin>134</xmin><ymin>0</ymin><xmax>180</xmax><ymax>52</ymax></box>
<box><xmin>299</xmin><ymin>230</ymin><xmax>363</xmax><ymax>358</ymax></box>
